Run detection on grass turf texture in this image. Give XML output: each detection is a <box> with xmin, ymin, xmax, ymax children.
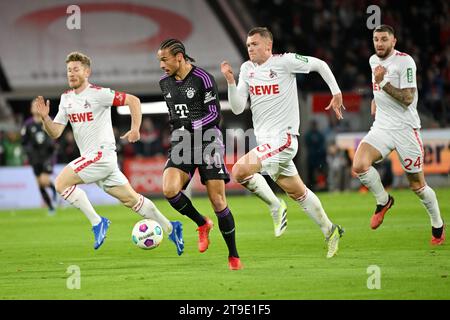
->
<box><xmin>0</xmin><ymin>188</ymin><xmax>449</xmax><ymax>300</ymax></box>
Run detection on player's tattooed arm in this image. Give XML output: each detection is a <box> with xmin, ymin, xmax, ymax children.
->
<box><xmin>382</xmin><ymin>84</ymin><xmax>415</xmax><ymax>107</ymax></box>
<box><xmin>373</xmin><ymin>65</ymin><xmax>415</xmax><ymax>107</ymax></box>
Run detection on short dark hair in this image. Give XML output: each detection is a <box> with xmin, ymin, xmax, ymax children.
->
<box><xmin>373</xmin><ymin>24</ymin><xmax>395</xmax><ymax>36</ymax></box>
<box><xmin>159</xmin><ymin>39</ymin><xmax>195</xmax><ymax>62</ymax></box>
<box><xmin>248</xmin><ymin>27</ymin><xmax>273</xmax><ymax>41</ymax></box>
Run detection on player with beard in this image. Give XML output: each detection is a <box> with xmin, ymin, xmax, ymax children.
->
<box><xmin>35</xmin><ymin>52</ymin><xmax>184</xmax><ymax>253</ymax></box>
<box><xmin>352</xmin><ymin>25</ymin><xmax>445</xmax><ymax>244</ymax></box>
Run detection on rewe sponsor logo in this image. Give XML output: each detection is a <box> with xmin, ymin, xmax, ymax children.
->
<box><xmin>68</xmin><ymin>112</ymin><xmax>94</xmax><ymax>123</ymax></box>
<box><xmin>249</xmin><ymin>84</ymin><xmax>280</xmax><ymax>95</ymax></box>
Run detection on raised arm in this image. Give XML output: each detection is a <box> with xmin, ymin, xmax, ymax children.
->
<box><xmin>35</xmin><ymin>96</ymin><xmax>66</xmax><ymax>139</ymax></box>
<box><xmin>374</xmin><ymin>65</ymin><xmax>415</xmax><ymax>107</ymax></box>
<box><xmin>221</xmin><ymin>61</ymin><xmax>248</xmax><ymax>115</ymax></box>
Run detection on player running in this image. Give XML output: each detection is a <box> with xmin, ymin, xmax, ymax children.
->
<box><xmin>21</xmin><ymin>98</ymin><xmax>58</xmax><ymax>215</ymax></box>
<box><xmin>221</xmin><ymin>27</ymin><xmax>345</xmax><ymax>258</ymax></box>
<box><xmin>35</xmin><ymin>52</ymin><xmax>184</xmax><ymax>254</ymax></box>
<box><xmin>157</xmin><ymin>39</ymin><xmax>242</xmax><ymax>270</ymax></box>
<box><xmin>352</xmin><ymin>25</ymin><xmax>445</xmax><ymax>244</ymax></box>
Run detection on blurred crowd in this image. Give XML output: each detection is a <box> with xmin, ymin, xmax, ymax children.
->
<box><xmin>246</xmin><ymin>0</ymin><xmax>450</xmax><ymax>190</ymax></box>
<box><xmin>2</xmin><ymin>0</ymin><xmax>449</xmax><ymax>192</ymax></box>
<box><xmin>246</xmin><ymin>0</ymin><xmax>450</xmax><ymax>127</ymax></box>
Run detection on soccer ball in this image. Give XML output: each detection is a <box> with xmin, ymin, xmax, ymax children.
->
<box><xmin>131</xmin><ymin>219</ymin><xmax>163</xmax><ymax>250</ymax></box>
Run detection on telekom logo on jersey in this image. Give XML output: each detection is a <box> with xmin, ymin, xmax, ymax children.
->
<box><xmin>68</xmin><ymin>112</ymin><xmax>94</xmax><ymax>123</ymax></box>
<box><xmin>249</xmin><ymin>84</ymin><xmax>280</xmax><ymax>95</ymax></box>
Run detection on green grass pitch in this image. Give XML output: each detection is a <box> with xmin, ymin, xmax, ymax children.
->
<box><xmin>0</xmin><ymin>188</ymin><xmax>449</xmax><ymax>300</ymax></box>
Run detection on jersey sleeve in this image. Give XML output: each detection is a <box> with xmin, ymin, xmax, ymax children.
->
<box><xmin>191</xmin><ymin>70</ymin><xmax>220</xmax><ymax>130</ymax></box>
<box><xmin>204</xmin><ymin>76</ymin><xmax>219</xmax><ymax>106</ymax></box>
<box><xmin>53</xmin><ymin>95</ymin><xmax>69</xmax><ymax>125</ymax></box>
<box><xmin>227</xmin><ymin>63</ymin><xmax>249</xmax><ymax>115</ymax></box>
<box><xmin>399</xmin><ymin>56</ymin><xmax>417</xmax><ymax>89</ymax></box>
<box><xmin>236</xmin><ymin>63</ymin><xmax>250</xmax><ymax>98</ymax></box>
<box><xmin>283</xmin><ymin>53</ymin><xmax>313</xmax><ymax>74</ymax></box>
<box><xmin>97</xmin><ymin>87</ymin><xmax>127</xmax><ymax>107</ymax></box>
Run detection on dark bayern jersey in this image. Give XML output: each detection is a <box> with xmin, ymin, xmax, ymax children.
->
<box><xmin>21</xmin><ymin>117</ymin><xmax>55</xmax><ymax>163</ymax></box>
<box><xmin>159</xmin><ymin>65</ymin><xmax>221</xmax><ymax>133</ymax></box>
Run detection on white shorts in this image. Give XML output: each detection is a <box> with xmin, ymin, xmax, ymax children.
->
<box><xmin>361</xmin><ymin>127</ymin><xmax>424</xmax><ymax>173</ymax></box>
<box><xmin>69</xmin><ymin>150</ymin><xmax>129</xmax><ymax>190</ymax></box>
<box><xmin>252</xmin><ymin>133</ymin><xmax>299</xmax><ymax>181</ymax></box>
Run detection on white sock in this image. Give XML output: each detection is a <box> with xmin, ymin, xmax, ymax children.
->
<box><xmin>414</xmin><ymin>185</ymin><xmax>443</xmax><ymax>228</ymax></box>
<box><xmin>133</xmin><ymin>195</ymin><xmax>173</xmax><ymax>234</ymax></box>
<box><xmin>240</xmin><ymin>173</ymin><xmax>281</xmax><ymax>211</ymax></box>
<box><xmin>297</xmin><ymin>188</ymin><xmax>333</xmax><ymax>237</ymax></box>
<box><xmin>357</xmin><ymin>166</ymin><xmax>389</xmax><ymax>205</ymax></box>
<box><xmin>61</xmin><ymin>185</ymin><xmax>101</xmax><ymax>226</ymax></box>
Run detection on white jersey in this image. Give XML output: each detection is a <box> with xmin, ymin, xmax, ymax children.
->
<box><xmin>370</xmin><ymin>50</ymin><xmax>420</xmax><ymax>130</ymax></box>
<box><xmin>235</xmin><ymin>53</ymin><xmax>314</xmax><ymax>139</ymax></box>
<box><xmin>54</xmin><ymin>83</ymin><xmax>126</xmax><ymax>155</ymax></box>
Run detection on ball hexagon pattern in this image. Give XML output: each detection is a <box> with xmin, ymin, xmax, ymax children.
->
<box><xmin>131</xmin><ymin>219</ymin><xmax>164</xmax><ymax>250</ymax></box>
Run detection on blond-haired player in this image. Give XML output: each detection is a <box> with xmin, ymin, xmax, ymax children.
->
<box><xmin>352</xmin><ymin>25</ymin><xmax>445</xmax><ymax>245</ymax></box>
<box><xmin>221</xmin><ymin>27</ymin><xmax>345</xmax><ymax>258</ymax></box>
<box><xmin>35</xmin><ymin>52</ymin><xmax>184</xmax><ymax>253</ymax></box>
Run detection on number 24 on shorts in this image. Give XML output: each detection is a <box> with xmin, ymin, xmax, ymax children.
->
<box><xmin>404</xmin><ymin>156</ymin><xmax>422</xmax><ymax>170</ymax></box>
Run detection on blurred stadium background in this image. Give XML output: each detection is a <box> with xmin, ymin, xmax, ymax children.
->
<box><xmin>0</xmin><ymin>0</ymin><xmax>449</xmax><ymax>209</ymax></box>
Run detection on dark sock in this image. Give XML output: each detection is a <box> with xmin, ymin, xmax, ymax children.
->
<box><xmin>166</xmin><ymin>192</ymin><xmax>206</xmax><ymax>226</ymax></box>
<box><xmin>49</xmin><ymin>183</ymin><xmax>57</xmax><ymax>200</ymax></box>
<box><xmin>39</xmin><ymin>186</ymin><xmax>54</xmax><ymax>210</ymax></box>
<box><xmin>432</xmin><ymin>225</ymin><xmax>444</xmax><ymax>238</ymax></box>
<box><xmin>215</xmin><ymin>207</ymin><xmax>239</xmax><ymax>258</ymax></box>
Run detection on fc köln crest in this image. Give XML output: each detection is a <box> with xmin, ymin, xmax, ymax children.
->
<box><xmin>84</xmin><ymin>100</ymin><xmax>91</xmax><ymax>108</ymax></box>
<box><xmin>269</xmin><ymin>69</ymin><xmax>278</xmax><ymax>78</ymax></box>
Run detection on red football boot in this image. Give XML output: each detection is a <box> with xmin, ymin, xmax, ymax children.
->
<box><xmin>431</xmin><ymin>224</ymin><xmax>445</xmax><ymax>246</ymax></box>
<box><xmin>370</xmin><ymin>195</ymin><xmax>394</xmax><ymax>230</ymax></box>
<box><xmin>228</xmin><ymin>256</ymin><xmax>243</xmax><ymax>270</ymax></box>
<box><xmin>196</xmin><ymin>218</ymin><xmax>214</xmax><ymax>253</ymax></box>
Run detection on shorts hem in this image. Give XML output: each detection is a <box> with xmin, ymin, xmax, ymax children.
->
<box><xmin>361</xmin><ymin>138</ymin><xmax>387</xmax><ymax>161</ymax></box>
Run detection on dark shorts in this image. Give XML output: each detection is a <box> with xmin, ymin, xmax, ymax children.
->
<box><xmin>31</xmin><ymin>159</ymin><xmax>54</xmax><ymax>176</ymax></box>
<box><xmin>165</xmin><ymin>149</ymin><xmax>230</xmax><ymax>187</ymax></box>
